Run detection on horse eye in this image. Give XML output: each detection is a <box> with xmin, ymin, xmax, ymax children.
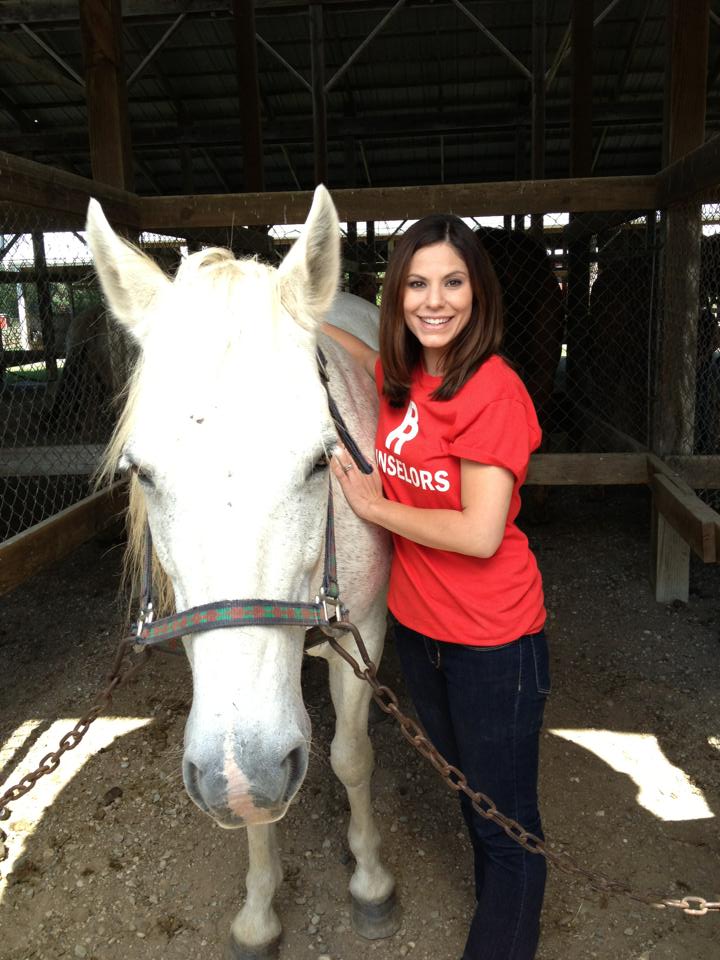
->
<box><xmin>133</xmin><ymin>464</ymin><xmax>156</xmax><ymax>488</ymax></box>
<box><xmin>121</xmin><ymin>456</ymin><xmax>155</xmax><ymax>488</ymax></box>
<box><xmin>309</xmin><ymin>453</ymin><xmax>329</xmax><ymax>478</ymax></box>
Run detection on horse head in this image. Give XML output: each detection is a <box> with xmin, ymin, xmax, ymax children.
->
<box><xmin>87</xmin><ymin>187</ymin><xmax>342</xmax><ymax>828</ymax></box>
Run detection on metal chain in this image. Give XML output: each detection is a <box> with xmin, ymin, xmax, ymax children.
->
<box><xmin>0</xmin><ymin>637</ymin><xmax>151</xmax><ymax>864</ymax></box>
<box><xmin>325</xmin><ymin>623</ymin><xmax>720</xmax><ymax>919</ymax></box>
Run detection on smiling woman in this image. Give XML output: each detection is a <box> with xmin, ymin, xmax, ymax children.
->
<box><xmin>325</xmin><ymin>213</ymin><xmax>548</xmax><ymax>960</ymax></box>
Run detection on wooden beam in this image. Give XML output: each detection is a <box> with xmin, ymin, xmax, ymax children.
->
<box><xmin>657</xmin><ymin>134</ymin><xmax>720</xmax><ymax>207</ymax></box>
<box><xmin>0</xmin><ymin>152</ymin><xmax>139</xmax><ymax>227</ymax></box>
<box><xmin>666</xmin><ymin>455</ymin><xmax>720</xmax><ymax>489</ymax></box>
<box><xmin>665</xmin><ymin>0</ymin><xmax>709</xmax><ymax>166</ymax></box>
<box><xmin>526</xmin><ymin>452</ymin><xmax>647</xmax><ymax>486</ymax></box>
<box><xmin>138</xmin><ymin>175</ymin><xmax>658</xmax><ymax>229</ymax></box>
<box><xmin>233</xmin><ymin>0</ymin><xmax>265</xmax><ymax>191</ymax></box>
<box><xmin>649</xmin><ymin>473</ymin><xmax>717</xmax><ymax>563</ymax></box>
<box><xmin>79</xmin><ymin>0</ymin><xmax>134</xmax><ymax>190</ymax></box>
<box><xmin>569</xmin><ymin>0</ymin><xmax>593</xmax><ymax>178</ymax></box>
<box><xmin>309</xmin><ymin>3</ymin><xmax>328</xmax><ymax>185</ymax></box>
<box><xmin>0</xmin><ymin>445</ymin><xmax>105</xmax><ymax>477</ymax></box>
<box><xmin>0</xmin><ymin>481</ymin><xmax>127</xmax><ymax>596</ymax></box>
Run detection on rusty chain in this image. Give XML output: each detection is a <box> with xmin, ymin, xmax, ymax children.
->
<box><xmin>324</xmin><ymin>622</ymin><xmax>720</xmax><ymax>919</ymax></box>
<box><xmin>2</xmin><ymin>616</ymin><xmax>718</xmax><ymax>920</ymax></box>
<box><xmin>0</xmin><ymin>637</ymin><xmax>151</xmax><ymax>864</ymax></box>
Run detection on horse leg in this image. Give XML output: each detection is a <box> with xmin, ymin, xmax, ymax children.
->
<box><xmin>327</xmin><ymin>631</ymin><xmax>400</xmax><ymax>940</ymax></box>
<box><xmin>228</xmin><ymin>823</ymin><xmax>283</xmax><ymax>960</ymax></box>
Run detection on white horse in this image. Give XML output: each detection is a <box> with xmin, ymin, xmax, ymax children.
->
<box><xmin>87</xmin><ymin>187</ymin><xmax>397</xmax><ymax>959</ymax></box>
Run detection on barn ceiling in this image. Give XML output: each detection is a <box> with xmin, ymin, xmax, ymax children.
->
<box><xmin>0</xmin><ymin>0</ymin><xmax>718</xmax><ymax>195</ymax></box>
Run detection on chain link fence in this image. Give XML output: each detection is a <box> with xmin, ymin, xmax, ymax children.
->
<box><xmin>2</xmin><ymin>194</ymin><xmax>719</xmax><ymax>544</ymax></box>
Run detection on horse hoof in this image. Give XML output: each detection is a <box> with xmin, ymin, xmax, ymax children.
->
<box><xmin>351</xmin><ymin>889</ymin><xmax>401</xmax><ymax>940</ymax></box>
<box><xmin>227</xmin><ymin>934</ymin><xmax>281</xmax><ymax>960</ymax></box>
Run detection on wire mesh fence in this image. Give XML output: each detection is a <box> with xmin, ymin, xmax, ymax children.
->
<box><xmin>2</xmin><ymin>192</ymin><xmax>719</xmax><ymax>544</ymax></box>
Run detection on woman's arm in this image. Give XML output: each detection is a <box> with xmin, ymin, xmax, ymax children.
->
<box><xmin>321</xmin><ymin>323</ymin><xmax>378</xmax><ymax>379</ymax></box>
<box><xmin>331</xmin><ymin>445</ymin><xmax>514</xmax><ymax>559</ymax></box>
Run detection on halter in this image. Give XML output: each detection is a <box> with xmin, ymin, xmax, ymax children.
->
<box><xmin>132</xmin><ymin>347</ymin><xmax>373</xmax><ymax>653</ymax></box>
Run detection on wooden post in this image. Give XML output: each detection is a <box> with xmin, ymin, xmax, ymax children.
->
<box><xmin>565</xmin><ymin>0</ymin><xmax>593</xmax><ymax>449</ymax></box>
<box><xmin>529</xmin><ymin>0</ymin><xmax>546</xmax><ymax>241</ymax></box>
<box><xmin>79</xmin><ymin>0</ymin><xmax>134</xmax><ymax>190</ymax></box>
<box><xmin>344</xmin><ymin>137</ymin><xmax>358</xmax><ymax>292</ymax></box>
<box><xmin>309</xmin><ymin>4</ymin><xmax>327</xmax><ymax>186</ymax></box>
<box><xmin>233</xmin><ymin>0</ymin><xmax>265</xmax><ymax>192</ymax></box>
<box><xmin>31</xmin><ymin>231</ymin><xmax>58</xmax><ymax>386</ymax></box>
<box><xmin>651</xmin><ymin>0</ymin><xmax>710</xmax><ymax>602</ymax></box>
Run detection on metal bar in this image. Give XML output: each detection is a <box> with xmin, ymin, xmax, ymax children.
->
<box><xmin>325</xmin><ymin>0</ymin><xmax>407</xmax><ymax>93</ymax></box>
<box><xmin>203</xmin><ymin>148</ymin><xmax>231</xmax><ymax>192</ymax></box>
<box><xmin>256</xmin><ymin>33</ymin><xmax>311</xmax><ymax>92</ymax></box>
<box><xmin>127</xmin><ymin>13</ymin><xmax>186</xmax><ymax>86</ymax></box>
<box><xmin>359</xmin><ymin>141</ymin><xmax>372</xmax><ymax>186</ymax></box>
<box><xmin>450</xmin><ymin>0</ymin><xmax>531</xmax><ymax>80</ymax></box>
<box><xmin>547</xmin><ymin>0</ymin><xmax>625</xmax><ymax>86</ymax></box>
<box><xmin>594</xmin><ymin>0</ymin><xmax>624</xmax><ymax>29</ymax></box>
<box><xmin>19</xmin><ymin>22</ymin><xmax>85</xmax><ymax>88</ymax></box>
<box><xmin>0</xmin><ymin>235</ymin><xmax>20</xmax><ymax>261</ymax></box>
<box><xmin>280</xmin><ymin>144</ymin><xmax>302</xmax><ymax>189</ymax></box>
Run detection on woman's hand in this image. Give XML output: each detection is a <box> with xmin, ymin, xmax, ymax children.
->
<box><xmin>330</xmin><ymin>442</ymin><xmax>385</xmax><ymax>521</ymax></box>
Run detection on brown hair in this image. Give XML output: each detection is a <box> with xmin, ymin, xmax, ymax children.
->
<box><xmin>379</xmin><ymin>215</ymin><xmax>503</xmax><ymax>406</ymax></box>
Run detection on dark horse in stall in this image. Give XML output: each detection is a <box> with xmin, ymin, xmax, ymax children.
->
<box><xmin>476</xmin><ymin>227</ymin><xmax>565</xmax><ymax>518</ymax></box>
<box><xmin>476</xmin><ymin>227</ymin><xmax>565</xmax><ymax>434</ymax></box>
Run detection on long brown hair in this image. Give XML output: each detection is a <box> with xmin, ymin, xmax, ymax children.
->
<box><xmin>379</xmin><ymin>215</ymin><xmax>503</xmax><ymax>406</ymax></box>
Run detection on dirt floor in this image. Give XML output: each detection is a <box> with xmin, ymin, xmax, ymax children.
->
<box><xmin>1</xmin><ymin>486</ymin><xmax>719</xmax><ymax>960</ymax></box>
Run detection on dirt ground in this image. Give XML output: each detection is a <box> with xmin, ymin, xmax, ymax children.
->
<box><xmin>1</xmin><ymin>486</ymin><xmax>719</xmax><ymax>960</ymax></box>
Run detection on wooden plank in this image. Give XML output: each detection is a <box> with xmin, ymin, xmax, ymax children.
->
<box><xmin>0</xmin><ymin>151</ymin><xmax>139</xmax><ymax>226</ymax></box>
<box><xmin>650</xmin><ymin>473</ymin><xmax>717</xmax><ymax>563</ymax></box>
<box><xmin>138</xmin><ymin>175</ymin><xmax>659</xmax><ymax>229</ymax></box>
<box><xmin>2</xmin><ymin>349</ymin><xmax>65</xmax><ymax>365</ymax></box>
<box><xmin>652</xmin><ymin>510</ymin><xmax>690</xmax><ymax>604</ymax></box>
<box><xmin>526</xmin><ymin>452</ymin><xmax>647</xmax><ymax>486</ymax></box>
<box><xmin>0</xmin><ymin>445</ymin><xmax>105</xmax><ymax>476</ymax></box>
<box><xmin>0</xmin><ymin>480</ymin><xmax>127</xmax><ymax>595</ymax></box>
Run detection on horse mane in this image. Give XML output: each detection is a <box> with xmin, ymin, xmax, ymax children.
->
<box><xmin>96</xmin><ymin>244</ymin><xmax>287</xmax><ymax>618</ymax></box>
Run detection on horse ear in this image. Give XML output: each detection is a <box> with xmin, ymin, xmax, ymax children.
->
<box><xmin>277</xmin><ymin>185</ymin><xmax>340</xmax><ymax>327</ymax></box>
<box><xmin>86</xmin><ymin>198</ymin><xmax>170</xmax><ymax>345</ymax></box>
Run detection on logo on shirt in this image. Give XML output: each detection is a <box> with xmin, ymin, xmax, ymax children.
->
<box><xmin>384</xmin><ymin>401</ymin><xmax>419</xmax><ymax>454</ymax></box>
<box><xmin>377</xmin><ymin>400</ymin><xmax>450</xmax><ymax>493</ymax></box>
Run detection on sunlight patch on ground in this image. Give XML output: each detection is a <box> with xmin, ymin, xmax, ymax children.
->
<box><xmin>0</xmin><ymin>716</ymin><xmax>151</xmax><ymax>903</ymax></box>
<box><xmin>550</xmin><ymin>728</ymin><xmax>714</xmax><ymax>822</ymax></box>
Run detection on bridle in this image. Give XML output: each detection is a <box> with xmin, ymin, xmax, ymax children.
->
<box><xmin>132</xmin><ymin>347</ymin><xmax>373</xmax><ymax>653</ymax></box>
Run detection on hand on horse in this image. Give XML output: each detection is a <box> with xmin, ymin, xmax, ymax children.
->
<box><xmin>331</xmin><ymin>443</ymin><xmax>384</xmax><ymax>522</ymax></box>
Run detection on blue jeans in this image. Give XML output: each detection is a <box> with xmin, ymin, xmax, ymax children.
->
<box><xmin>392</xmin><ymin>620</ymin><xmax>550</xmax><ymax>960</ymax></box>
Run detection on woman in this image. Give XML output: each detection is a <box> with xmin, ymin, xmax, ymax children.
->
<box><xmin>324</xmin><ymin>214</ymin><xmax>549</xmax><ymax>960</ymax></box>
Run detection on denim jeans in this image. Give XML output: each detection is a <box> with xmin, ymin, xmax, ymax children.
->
<box><xmin>392</xmin><ymin>620</ymin><xmax>550</xmax><ymax>960</ymax></box>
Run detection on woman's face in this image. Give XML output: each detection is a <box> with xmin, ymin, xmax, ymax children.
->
<box><xmin>402</xmin><ymin>241</ymin><xmax>474</xmax><ymax>375</ymax></box>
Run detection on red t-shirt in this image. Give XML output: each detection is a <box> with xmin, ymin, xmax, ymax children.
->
<box><xmin>375</xmin><ymin>355</ymin><xmax>545</xmax><ymax>646</ymax></box>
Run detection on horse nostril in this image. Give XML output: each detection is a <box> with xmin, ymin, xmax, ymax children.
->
<box><xmin>281</xmin><ymin>744</ymin><xmax>307</xmax><ymax>804</ymax></box>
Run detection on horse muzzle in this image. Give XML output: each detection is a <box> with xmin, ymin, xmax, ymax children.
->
<box><xmin>182</xmin><ymin>740</ymin><xmax>309</xmax><ymax>827</ymax></box>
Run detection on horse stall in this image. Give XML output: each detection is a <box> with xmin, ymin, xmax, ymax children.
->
<box><xmin>1</xmin><ymin>138</ymin><xmax>719</xmax><ymax>960</ymax></box>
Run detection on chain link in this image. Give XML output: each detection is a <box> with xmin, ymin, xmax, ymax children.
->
<box><xmin>0</xmin><ymin>637</ymin><xmax>150</xmax><ymax>864</ymax></box>
<box><xmin>324</xmin><ymin>623</ymin><xmax>720</xmax><ymax>919</ymax></box>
